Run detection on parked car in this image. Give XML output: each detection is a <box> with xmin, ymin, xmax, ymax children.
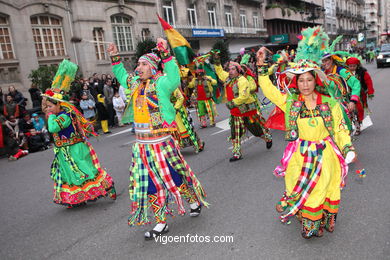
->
<box><xmin>376</xmin><ymin>44</ymin><xmax>390</xmax><ymax>68</ymax></box>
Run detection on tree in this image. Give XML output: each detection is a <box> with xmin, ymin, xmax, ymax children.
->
<box><xmin>135</xmin><ymin>39</ymin><xmax>157</xmax><ymax>60</ymax></box>
<box><xmin>28</xmin><ymin>65</ymin><xmax>58</xmax><ymax>92</ymax></box>
<box><xmin>212</xmin><ymin>40</ymin><xmax>230</xmax><ymax>65</ymax></box>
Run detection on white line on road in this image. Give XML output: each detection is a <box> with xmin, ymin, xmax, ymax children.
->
<box><xmin>108</xmin><ymin>128</ymin><xmax>133</xmax><ymax>137</ymax></box>
<box><xmin>211</xmin><ymin>118</ymin><xmax>230</xmax><ymax>135</ymax></box>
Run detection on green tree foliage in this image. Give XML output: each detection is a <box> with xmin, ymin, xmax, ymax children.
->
<box><xmin>28</xmin><ymin>65</ymin><xmax>58</xmax><ymax>92</ymax></box>
<box><xmin>135</xmin><ymin>39</ymin><xmax>157</xmax><ymax>60</ymax></box>
<box><xmin>212</xmin><ymin>40</ymin><xmax>230</xmax><ymax>65</ymax></box>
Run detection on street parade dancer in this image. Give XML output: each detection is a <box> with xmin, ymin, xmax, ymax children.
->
<box><xmin>256</xmin><ymin>26</ymin><xmax>357</xmax><ymax>239</ymax></box>
<box><xmin>42</xmin><ymin>60</ymin><xmax>116</xmax><ymax>208</ymax></box>
<box><xmin>188</xmin><ymin>66</ymin><xmax>217</xmax><ymax>128</ymax></box>
<box><xmin>240</xmin><ymin>53</ymin><xmax>262</xmax><ymax>114</ymax></box>
<box><xmin>212</xmin><ymin>52</ymin><xmax>272</xmax><ymax>162</ymax></box>
<box><xmin>107</xmin><ymin>38</ymin><xmax>208</xmax><ymax>240</ymax></box>
<box><xmin>346</xmin><ymin>56</ymin><xmax>375</xmax><ymax>135</ymax></box>
<box><xmin>171</xmin><ymin>87</ymin><xmax>205</xmax><ymax>153</ymax></box>
<box><xmin>321</xmin><ymin>40</ymin><xmax>362</xmax><ymax>133</ymax></box>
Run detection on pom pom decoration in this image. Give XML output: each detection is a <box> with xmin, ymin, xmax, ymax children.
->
<box><xmin>355</xmin><ymin>169</ymin><xmax>366</xmax><ymax>178</ymax></box>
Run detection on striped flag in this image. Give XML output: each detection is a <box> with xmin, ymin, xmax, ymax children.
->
<box><xmin>157</xmin><ymin>14</ymin><xmax>195</xmax><ymax>65</ymax></box>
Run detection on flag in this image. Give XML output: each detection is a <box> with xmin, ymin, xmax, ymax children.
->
<box><xmin>157</xmin><ymin>14</ymin><xmax>195</xmax><ymax>65</ymax></box>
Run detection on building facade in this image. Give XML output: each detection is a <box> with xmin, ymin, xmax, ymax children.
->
<box><xmin>0</xmin><ymin>0</ymin><xmax>268</xmax><ymax>102</ymax></box>
<box><xmin>336</xmin><ymin>0</ymin><xmax>365</xmax><ymax>50</ymax></box>
<box><xmin>0</xmin><ymin>0</ymin><xmax>163</xmax><ymax>101</ymax></box>
<box><xmin>324</xmin><ymin>0</ymin><xmax>337</xmax><ymax>38</ymax></box>
<box><xmin>157</xmin><ymin>0</ymin><xmax>267</xmax><ymax>54</ymax></box>
<box><xmin>264</xmin><ymin>0</ymin><xmax>325</xmax><ymax>49</ymax></box>
<box><xmin>364</xmin><ymin>0</ymin><xmax>384</xmax><ymax>47</ymax></box>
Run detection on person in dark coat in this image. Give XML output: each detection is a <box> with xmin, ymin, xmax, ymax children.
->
<box><xmin>96</xmin><ymin>94</ymin><xmax>111</xmax><ymax>134</ymax></box>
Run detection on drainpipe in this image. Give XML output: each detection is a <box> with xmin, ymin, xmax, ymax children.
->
<box><xmin>65</xmin><ymin>0</ymin><xmax>79</xmax><ymax>64</ymax></box>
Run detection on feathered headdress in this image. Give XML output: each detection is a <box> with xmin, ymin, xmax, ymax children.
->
<box><xmin>42</xmin><ymin>59</ymin><xmax>78</xmax><ymax>102</ymax></box>
<box><xmin>42</xmin><ymin>59</ymin><xmax>97</xmax><ymax>137</ymax></box>
<box><xmin>294</xmin><ymin>26</ymin><xmax>329</xmax><ymax>64</ymax></box>
<box><xmin>282</xmin><ymin>27</ymin><xmax>328</xmax><ymax>84</ymax></box>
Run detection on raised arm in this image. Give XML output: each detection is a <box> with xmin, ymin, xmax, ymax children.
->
<box><xmin>214</xmin><ymin>64</ymin><xmax>229</xmax><ymax>82</ymax></box>
<box><xmin>107</xmin><ymin>43</ymin><xmax>138</xmax><ymax>90</ymax></box>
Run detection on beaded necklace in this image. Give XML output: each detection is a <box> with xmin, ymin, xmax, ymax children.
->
<box><xmin>299</xmin><ymin>94</ymin><xmax>318</xmax><ymax>127</ymax></box>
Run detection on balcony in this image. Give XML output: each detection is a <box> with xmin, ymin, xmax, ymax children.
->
<box><xmin>337</xmin><ymin>28</ymin><xmax>358</xmax><ymax>35</ymax></box>
<box><xmin>265</xmin><ymin>6</ymin><xmax>306</xmax><ymax>22</ymax></box>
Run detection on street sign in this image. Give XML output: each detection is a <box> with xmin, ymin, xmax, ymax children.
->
<box><xmin>192</xmin><ymin>28</ymin><xmax>225</xmax><ymax>37</ymax></box>
<box><xmin>270</xmin><ymin>34</ymin><xmax>289</xmax><ymax>44</ymax></box>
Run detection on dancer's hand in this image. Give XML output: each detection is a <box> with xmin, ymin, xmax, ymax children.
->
<box><xmin>156</xmin><ymin>38</ymin><xmax>168</xmax><ymax>52</ymax></box>
<box><xmin>107</xmin><ymin>43</ymin><xmax>118</xmax><ymax>56</ymax></box>
<box><xmin>347</xmin><ymin>101</ymin><xmax>356</xmax><ymax>112</ymax></box>
<box><xmin>256</xmin><ymin>47</ymin><xmax>267</xmax><ymax>66</ymax></box>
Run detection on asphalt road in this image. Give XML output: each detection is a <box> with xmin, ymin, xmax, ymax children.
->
<box><xmin>0</xmin><ymin>62</ymin><xmax>389</xmax><ymax>260</ymax></box>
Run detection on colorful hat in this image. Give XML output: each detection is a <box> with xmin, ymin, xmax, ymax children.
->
<box><xmin>229</xmin><ymin>61</ymin><xmax>244</xmax><ymax>74</ymax></box>
<box><xmin>139</xmin><ymin>53</ymin><xmax>161</xmax><ymax>70</ymax></box>
<box><xmin>346</xmin><ymin>57</ymin><xmax>361</xmax><ymax>65</ymax></box>
<box><xmin>42</xmin><ymin>59</ymin><xmax>78</xmax><ymax>103</ymax></box>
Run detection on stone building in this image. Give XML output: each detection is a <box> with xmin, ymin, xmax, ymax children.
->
<box><xmin>364</xmin><ymin>0</ymin><xmax>384</xmax><ymax>47</ymax></box>
<box><xmin>335</xmin><ymin>0</ymin><xmax>365</xmax><ymax>50</ymax></box>
<box><xmin>0</xmin><ymin>0</ymin><xmax>160</xmax><ymax>104</ymax></box>
<box><xmin>263</xmin><ymin>0</ymin><xmax>325</xmax><ymax>50</ymax></box>
<box><xmin>157</xmin><ymin>0</ymin><xmax>267</xmax><ymax>54</ymax></box>
<box><xmin>0</xmin><ymin>0</ymin><xmax>268</xmax><ymax>104</ymax></box>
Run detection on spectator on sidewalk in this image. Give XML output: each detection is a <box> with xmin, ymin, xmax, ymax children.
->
<box><xmin>103</xmin><ymin>78</ymin><xmax>115</xmax><ymax>127</ymax></box>
<box><xmin>81</xmin><ymin>82</ymin><xmax>95</xmax><ymax>101</ymax></box>
<box><xmin>113</xmin><ymin>92</ymin><xmax>125</xmax><ymax>127</ymax></box>
<box><xmin>8</xmin><ymin>85</ymin><xmax>26</xmax><ymax>112</ymax></box>
<box><xmin>96</xmin><ymin>94</ymin><xmax>111</xmax><ymax>134</ymax></box>
<box><xmin>27</xmin><ymin>128</ymin><xmax>48</xmax><ymax>153</ymax></box>
<box><xmin>3</xmin><ymin>95</ymin><xmax>20</xmax><ymax>119</ymax></box>
<box><xmin>31</xmin><ymin>113</ymin><xmax>50</xmax><ymax>144</ymax></box>
<box><xmin>79</xmin><ymin>92</ymin><xmax>96</xmax><ymax>120</ymax></box>
<box><xmin>28</xmin><ymin>84</ymin><xmax>42</xmax><ymax>108</ymax></box>
<box><xmin>0</xmin><ymin>87</ymin><xmax>5</xmax><ymax>107</ymax></box>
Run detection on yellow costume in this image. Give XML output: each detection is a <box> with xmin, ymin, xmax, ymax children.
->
<box><xmin>259</xmin><ymin>74</ymin><xmax>353</xmax><ymax>238</ymax></box>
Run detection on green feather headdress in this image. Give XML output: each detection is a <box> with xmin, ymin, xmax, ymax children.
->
<box><xmin>42</xmin><ymin>59</ymin><xmax>78</xmax><ymax>102</ymax></box>
<box><xmin>294</xmin><ymin>26</ymin><xmax>329</xmax><ymax>64</ymax></box>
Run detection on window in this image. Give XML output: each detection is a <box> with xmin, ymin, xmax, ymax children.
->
<box><xmin>187</xmin><ymin>4</ymin><xmax>197</xmax><ymax>27</ymax></box>
<box><xmin>240</xmin><ymin>10</ymin><xmax>247</xmax><ymax>30</ymax></box>
<box><xmin>0</xmin><ymin>15</ymin><xmax>15</xmax><ymax>60</ymax></box>
<box><xmin>225</xmin><ymin>6</ymin><xmax>233</xmax><ymax>30</ymax></box>
<box><xmin>253</xmin><ymin>12</ymin><xmax>259</xmax><ymax>29</ymax></box>
<box><xmin>93</xmin><ymin>28</ymin><xmax>106</xmax><ymax>61</ymax></box>
<box><xmin>163</xmin><ymin>0</ymin><xmax>175</xmax><ymax>26</ymax></box>
<box><xmin>208</xmin><ymin>5</ymin><xmax>217</xmax><ymax>27</ymax></box>
<box><xmin>111</xmin><ymin>15</ymin><xmax>134</xmax><ymax>52</ymax></box>
<box><xmin>31</xmin><ymin>15</ymin><xmax>66</xmax><ymax>58</ymax></box>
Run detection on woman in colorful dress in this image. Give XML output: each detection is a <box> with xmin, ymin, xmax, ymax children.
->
<box><xmin>43</xmin><ymin>60</ymin><xmax>116</xmax><ymax>208</ymax></box>
<box><xmin>256</xmin><ymin>27</ymin><xmax>357</xmax><ymax>238</ymax></box>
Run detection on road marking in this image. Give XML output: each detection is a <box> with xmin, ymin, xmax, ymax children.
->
<box><xmin>211</xmin><ymin>118</ymin><xmax>230</xmax><ymax>135</ymax></box>
<box><xmin>120</xmin><ymin>140</ymin><xmax>136</xmax><ymax>147</ymax></box>
<box><xmin>108</xmin><ymin>127</ymin><xmax>134</xmax><ymax>137</ymax></box>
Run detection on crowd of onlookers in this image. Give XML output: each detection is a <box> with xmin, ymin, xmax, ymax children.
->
<box><xmin>0</xmin><ymin>72</ymin><xmax>130</xmax><ymax>161</ymax></box>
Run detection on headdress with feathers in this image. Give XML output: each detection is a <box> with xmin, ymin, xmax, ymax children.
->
<box><xmin>42</xmin><ymin>59</ymin><xmax>97</xmax><ymax>137</ymax></box>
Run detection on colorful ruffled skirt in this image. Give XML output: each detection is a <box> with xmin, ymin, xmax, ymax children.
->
<box><xmin>50</xmin><ymin>141</ymin><xmax>115</xmax><ymax>207</ymax></box>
